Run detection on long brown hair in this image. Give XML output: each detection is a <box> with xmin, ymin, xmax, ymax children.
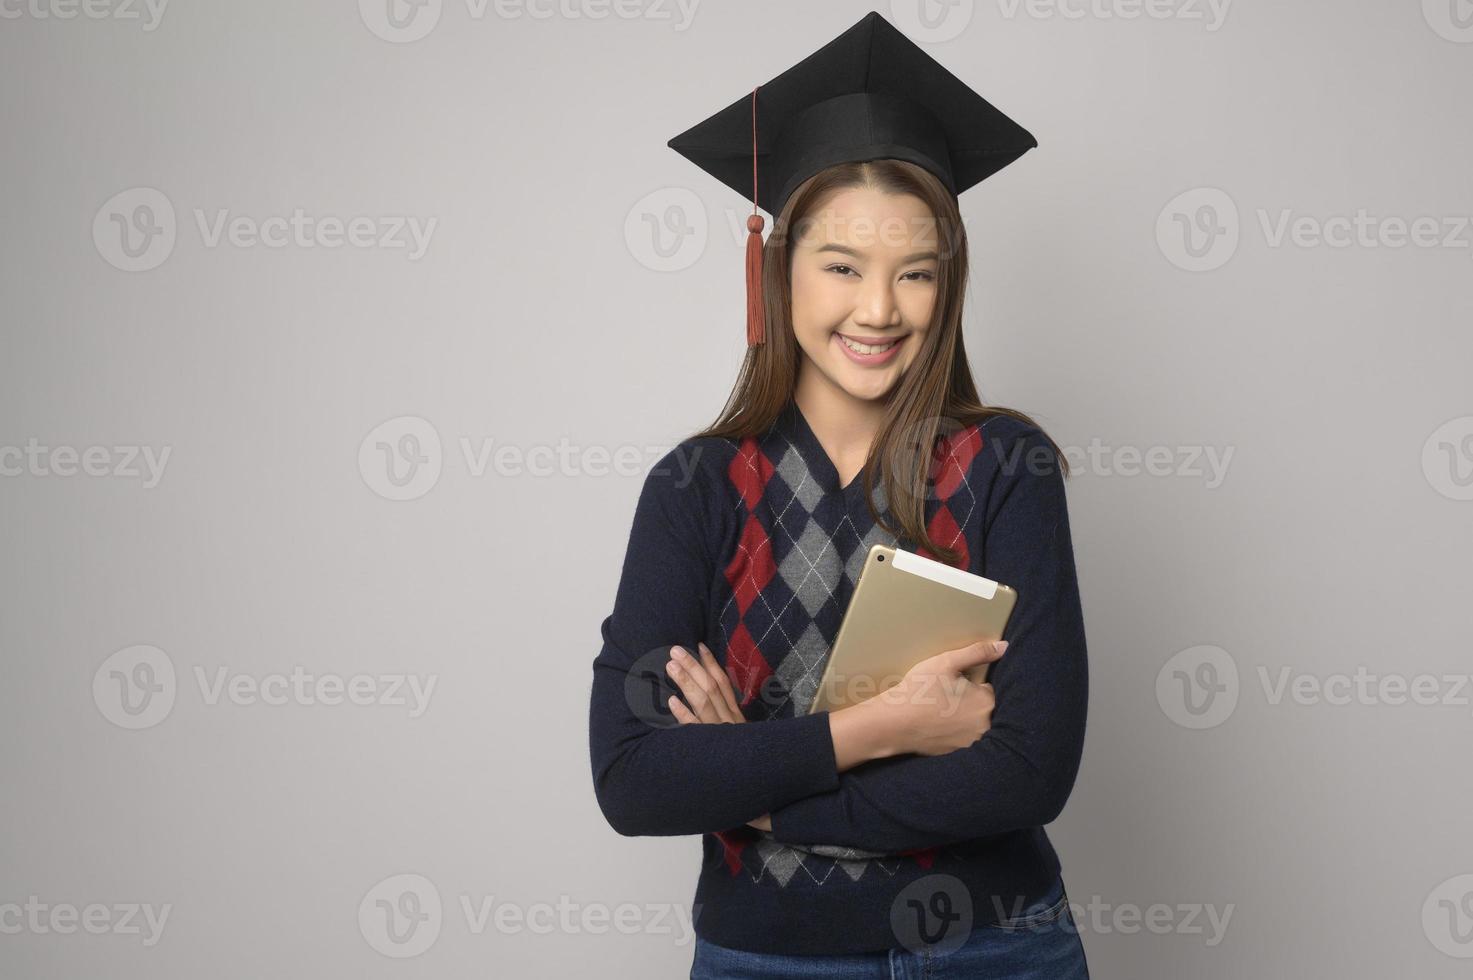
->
<box><xmin>692</xmin><ymin>159</ymin><xmax>1068</xmax><ymax>567</ymax></box>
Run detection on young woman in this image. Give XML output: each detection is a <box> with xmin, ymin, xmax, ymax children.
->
<box><xmin>588</xmin><ymin>12</ymin><xmax>1090</xmax><ymax>978</ymax></box>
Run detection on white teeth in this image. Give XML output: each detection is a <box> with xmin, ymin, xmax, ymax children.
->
<box><xmin>839</xmin><ymin>336</ymin><xmax>898</xmax><ymax>355</ymax></box>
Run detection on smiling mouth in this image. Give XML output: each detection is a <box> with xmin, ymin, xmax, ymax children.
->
<box><xmin>837</xmin><ymin>333</ymin><xmax>906</xmax><ymax>354</ymax></box>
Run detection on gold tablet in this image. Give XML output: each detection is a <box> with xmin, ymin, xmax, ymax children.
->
<box><xmin>806</xmin><ymin>544</ymin><xmax>1017</xmax><ymax>715</ymax></box>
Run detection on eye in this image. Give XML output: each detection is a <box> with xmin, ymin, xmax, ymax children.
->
<box><xmin>902</xmin><ymin>270</ymin><xmax>935</xmax><ymax>282</ymax></box>
<box><xmin>826</xmin><ymin>264</ymin><xmax>858</xmax><ymax>277</ymax></box>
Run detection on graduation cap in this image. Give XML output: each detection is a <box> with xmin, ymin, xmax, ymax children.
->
<box><xmin>667</xmin><ymin>9</ymin><xmax>1037</xmax><ymax>348</ymax></box>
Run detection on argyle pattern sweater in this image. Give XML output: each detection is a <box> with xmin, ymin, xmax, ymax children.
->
<box><xmin>588</xmin><ymin>398</ymin><xmax>1089</xmax><ymax>956</ymax></box>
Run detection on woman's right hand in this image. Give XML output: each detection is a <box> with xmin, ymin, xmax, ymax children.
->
<box><xmin>873</xmin><ymin>640</ymin><xmax>1009</xmax><ymax>757</ymax></box>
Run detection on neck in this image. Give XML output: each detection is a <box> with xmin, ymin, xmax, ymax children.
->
<box><xmin>792</xmin><ymin>367</ymin><xmax>889</xmax><ymax>476</ymax></box>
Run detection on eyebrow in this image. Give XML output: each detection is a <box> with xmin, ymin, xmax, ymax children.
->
<box><xmin>814</xmin><ymin>243</ymin><xmax>938</xmax><ymax>263</ymax></box>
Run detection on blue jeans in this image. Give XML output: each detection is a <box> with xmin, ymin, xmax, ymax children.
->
<box><xmin>690</xmin><ymin>875</ymin><xmax>1089</xmax><ymax>979</ymax></box>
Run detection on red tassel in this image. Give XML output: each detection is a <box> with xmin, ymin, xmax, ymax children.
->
<box><xmin>745</xmin><ymin>213</ymin><xmax>765</xmax><ymax>347</ymax></box>
<box><xmin>744</xmin><ymin>86</ymin><xmax>765</xmax><ymax>349</ymax></box>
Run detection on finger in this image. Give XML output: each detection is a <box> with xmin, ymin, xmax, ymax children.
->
<box><xmin>940</xmin><ymin>639</ymin><xmax>1008</xmax><ymax>674</ymax></box>
<box><xmin>698</xmin><ymin>642</ymin><xmax>743</xmax><ymax>720</ymax></box>
<box><xmin>668</xmin><ymin>693</ymin><xmax>698</xmax><ymax>724</ymax></box>
<box><xmin>667</xmin><ymin>656</ymin><xmax>713</xmax><ymax>721</ymax></box>
<box><xmin>683</xmin><ymin>645</ymin><xmax>736</xmax><ymax>722</ymax></box>
<box><xmin>668</xmin><ymin>649</ymin><xmax>723</xmax><ymax>723</ymax></box>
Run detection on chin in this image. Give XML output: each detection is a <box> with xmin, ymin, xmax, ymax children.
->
<box><xmin>831</xmin><ymin>365</ymin><xmax>906</xmax><ymax>403</ymax></box>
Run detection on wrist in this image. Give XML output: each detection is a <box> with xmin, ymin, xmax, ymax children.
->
<box><xmin>828</xmin><ymin>696</ymin><xmax>907</xmax><ymax>772</ymax></box>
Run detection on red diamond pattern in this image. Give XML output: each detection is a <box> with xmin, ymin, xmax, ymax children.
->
<box><xmin>723</xmin><ymin>622</ymin><xmax>772</xmax><ymax>708</ymax></box>
<box><xmin>724</xmin><ymin>507</ymin><xmax>776</xmax><ymax>617</ymax></box>
<box><xmin>713</xmin><ymin>829</ymin><xmax>747</xmax><ymax>874</ymax></box>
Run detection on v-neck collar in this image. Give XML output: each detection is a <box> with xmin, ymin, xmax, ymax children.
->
<box><xmin>773</xmin><ymin>398</ymin><xmax>872</xmax><ymax>502</ymax></box>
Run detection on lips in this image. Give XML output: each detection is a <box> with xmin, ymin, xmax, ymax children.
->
<box><xmin>834</xmin><ymin>332</ymin><xmax>906</xmax><ymax>366</ymax></box>
<box><xmin>837</xmin><ymin>333</ymin><xmax>903</xmax><ymax>350</ymax></box>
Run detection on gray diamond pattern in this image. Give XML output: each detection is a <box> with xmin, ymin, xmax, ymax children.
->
<box><xmin>779</xmin><ymin>520</ymin><xmax>841</xmax><ymax>618</ymax></box>
<box><xmin>775</xmin><ymin>622</ymin><xmax>830</xmax><ymax>718</ymax></box>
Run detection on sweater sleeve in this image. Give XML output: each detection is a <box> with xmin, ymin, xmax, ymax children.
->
<box><xmin>588</xmin><ymin>442</ymin><xmax>842</xmax><ymax>837</ymax></box>
<box><xmin>766</xmin><ymin>425</ymin><xmax>1089</xmax><ymax>853</ymax></box>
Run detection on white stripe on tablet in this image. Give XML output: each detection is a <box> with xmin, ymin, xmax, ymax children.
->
<box><xmin>890</xmin><ymin>547</ymin><xmax>999</xmax><ymax>600</ymax></box>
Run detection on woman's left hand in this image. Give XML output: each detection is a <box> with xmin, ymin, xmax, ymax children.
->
<box><xmin>666</xmin><ymin>642</ymin><xmax>772</xmax><ymax>832</ymax></box>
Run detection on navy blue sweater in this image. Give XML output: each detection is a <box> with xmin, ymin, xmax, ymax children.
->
<box><xmin>587</xmin><ymin>398</ymin><xmax>1089</xmax><ymax>956</ymax></box>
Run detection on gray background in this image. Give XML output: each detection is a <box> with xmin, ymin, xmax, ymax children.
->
<box><xmin>2</xmin><ymin>0</ymin><xmax>1471</xmax><ymax>977</ymax></box>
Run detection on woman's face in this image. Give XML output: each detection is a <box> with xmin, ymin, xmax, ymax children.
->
<box><xmin>789</xmin><ymin>185</ymin><xmax>939</xmax><ymax>404</ymax></box>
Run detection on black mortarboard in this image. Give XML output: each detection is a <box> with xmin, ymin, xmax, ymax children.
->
<box><xmin>667</xmin><ymin>9</ymin><xmax>1037</xmax><ymax>348</ymax></box>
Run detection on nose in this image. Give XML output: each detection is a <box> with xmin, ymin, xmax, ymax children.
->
<box><xmin>852</xmin><ymin>275</ymin><xmax>902</xmax><ymax>331</ymax></box>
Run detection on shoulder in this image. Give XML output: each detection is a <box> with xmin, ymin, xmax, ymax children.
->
<box><xmin>648</xmin><ymin>434</ymin><xmax>739</xmax><ymax>488</ymax></box>
<box><xmin>973</xmin><ymin>414</ymin><xmax>1065</xmax><ymax>483</ymax></box>
<box><xmin>640</xmin><ymin>434</ymin><xmax>741</xmax><ymax>518</ymax></box>
<box><xmin>965</xmin><ymin>415</ymin><xmax>1070</xmax><ymax>536</ymax></box>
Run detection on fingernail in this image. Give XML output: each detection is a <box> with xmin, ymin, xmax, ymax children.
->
<box><xmin>995</xmin><ymin>641</ymin><xmax>1009</xmax><ymax>653</ymax></box>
